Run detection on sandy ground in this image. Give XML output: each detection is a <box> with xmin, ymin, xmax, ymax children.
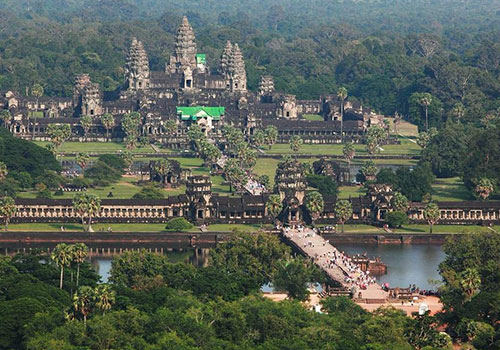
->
<box><xmin>263</xmin><ymin>292</ymin><xmax>443</xmax><ymax>316</ymax></box>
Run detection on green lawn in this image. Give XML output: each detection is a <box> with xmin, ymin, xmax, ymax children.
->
<box><xmin>4</xmin><ymin>222</ymin><xmax>269</xmax><ymax>233</ymax></box>
<box><xmin>338</xmin><ymin>186</ymin><xmax>365</xmax><ymax>199</ymax></box>
<box><xmin>265</xmin><ymin>139</ymin><xmax>421</xmax><ymax>156</ymax></box>
<box><xmin>302</xmin><ymin>114</ymin><xmax>324</xmax><ymax>121</ymax></box>
<box><xmin>34</xmin><ymin>141</ymin><xmax>155</xmax><ymax>154</ymax></box>
<box><xmin>431</xmin><ymin>177</ymin><xmax>474</xmax><ymax>202</ymax></box>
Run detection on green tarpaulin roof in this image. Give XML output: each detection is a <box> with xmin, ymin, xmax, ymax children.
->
<box><xmin>196</xmin><ymin>54</ymin><xmax>206</xmax><ymax>64</ymax></box>
<box><xmin>177</xmin><ymin>106</ymin><xmax>225</xmax><ymax>121</ymax></box>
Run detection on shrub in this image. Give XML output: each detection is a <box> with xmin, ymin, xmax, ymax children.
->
<box><xmin>133</xmin><ymin>186</ymin><xmax>165</xmax><ymax>199</ymax></box>
<box><xmin>84</xmin><ymin>161</ymin><xmax>122</xmax><ymax>186</ymax></box>
<box><xmin>306</xmin><ymin>174</ymin><xmax>339</xmax><ymax>196</ymax></box>
<box><xmin>98</xmin><ymin>154</ymin><xmax>127</xmax><ymax>172</ymax></box>
<box><xmin>385</xmin><ymin>211</ymin><xmax>409</xmax><ymax>228</ymax></box>
<box><xmin>165</xmin><ymin>218</ymin><xmax>193</xmax><ymax>231</ymax></box>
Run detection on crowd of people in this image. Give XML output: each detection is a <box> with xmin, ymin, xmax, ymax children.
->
<box><xmin>283</xmin><ymin>226</ymin><xmax>377</xmax><ymax>290</ymax></box>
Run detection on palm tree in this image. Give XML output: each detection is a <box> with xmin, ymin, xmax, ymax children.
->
<box><xmin>289</xmin><ymin>135</ymin><xmax>303</xmax><ymax>157</ymax></box>
<box><xmin>75</xmin><ymin>153</ymin><xmax>90</xmax><ymax>173</ymax></box>
<box><xmin>266</xmin><ymin>194</ymin><xmax>283</xmax><ymax>224</ymax></box>
<box><xmin>460</xmin><ymin>268</ymin><xmax>481</xmax><ymax>302</ymax></box>
<box><xmin>252</xmin><ymin>129</ymin><xmax>266</xmax><ymax>148</ymax></box>
<box><xmin>80</xmin><ymin>115</ymin><xmax>93</xmax><ymax>141</ymax></box>
<box><xmin>71</xmin><ymin>243</ymin><xmax>89</xmax><ymax>288</ymax></box>
<box><xmin>452</xmin><ymin>102</ymin><xmax>465</xmax><ymax>123</ymax></box>
<box><xmin>0</xmin><ymin>196</ymin><xmax>16</xmax><ymax>229</ymax></box>
<box><xmin>475</xmin><ymin>178</ymin><xmax>494</xmax><ymax>200</ymax></box>
<box><xmin>0</xmin><ymin>110</ymin><xmax>11</xmax><ymax>129</ymax></box>
<box><xmin>154</xmin><ymin>159</ymin><xmax>173</xmax><ymax>186</ymax></box>
<box><xmin>334</xmin><ymin>200</ymin><xmax>353</xmax><ymax>233</ymax></box>
<box><xmin>72</xmin><ymin>192</ymin><xmax>101</xmax><ymax>232</ymax></box>
<box><xmin>419</xmin><ymin>93</ymin><xmax>433</xmax><ymax>132</ymax></box>
<box><xmin>360</xmin><ymin>161</ymin><xmax>377</xmax><ymax>182</ymax></box>
<box><xmin>337</xmin><ymin>87</ymin><xmax>348</xmax><ymax>142</ymax></box>
<box><xmin>94</xmin><ymin>284</ymin><xmax>115</xmax><ymax>314</ymax></box>
<box><xmin>51</xmin><ymin>243</ymin><xmax>72</xmax><ymax>289</ymax></box>
<box><xmin>164</xmin><ymin>119</ymin><xmax>177</xmax><ymax>136</ymax></box>
<box><xmin>391</xmin><ymin>192</ymin><xmax>409</xmax><ymax>212</ymax></box>
<box><xmin>0</xmin><ymin>162</ymin><xmax>8</xmax><ymax>180</ymax></box>
<box><xmin>30</xmin><ymin>84</ymin><xmax>44</xmax><ymax>140</ymax></box>
<box><xmin>342</xmin><ymin>142</ymin><xmax>355</xmax><ymax>183</ymax></box>
<box><xmin>73</xmin><ymin>286</ymin><xmax>94</xmax><ymax>325</ymax></box>
<box><xmin>423</xmin><ymin>202</ymin><xmax>440</xmax><ymax>233</ymax></box>
<box><xmin>264</xmin><ymin>125</ymin><xmax>278</xmax><ymax>150</ymax></box>
<box><xmin>305</xmin><ymin>191</ymin><xmax>324</xmax><ymax>226</ymax></box>
<box><xmin>100</xmin><ymin>113</ymin><xmax>115</xmax><ymax>141</ymax></box>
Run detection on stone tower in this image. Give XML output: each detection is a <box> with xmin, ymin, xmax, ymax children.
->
<box><xmin>219</xmin><ymin>40</ymin><xmax>233</xmax><ymax>77</ymax></box>
<box><xmin>167</xmin><ymin>16</ymin><xmax>197</xmax><ymax>74</ymax></box>
<box><xmin>125</xmin><ymin>38</ymin><xmax>150</xmax><ymax>93</ymax></box>
<box><xmin>81</xmin><ymin>83</ymin><xmax>102</xmax><ymax>117</ymax></box>
<box><xmin>73</xmin><ymin>74</ymin><xmax>91</xmax><ymax>109</ymax></box>
<box><xmin>276</xmin><ymin>94</ymin><xmax>298</xmax><ymax>119</ymax></box>
<box><xmin>259</xmin><ymin>75</ymin><xmax>275</xmax><ymax>101</ymax></box>
<box><xmin>186</xmin><ymin>175</ymin><xmax>212</xmax><ymax>222</ymax></box>
<box><xmin>228</xmin><ymin>43</ymin><xmax>247</xmax><ymax>92</ymax></box>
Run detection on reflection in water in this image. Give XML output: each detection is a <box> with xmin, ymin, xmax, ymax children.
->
<box><xmin>336</xmin><ymin>244</ymin><xmax>445</xmax><ymax>290</ymax></box>
<box><xmin>92</xmin><ymin>248</ymin><xmax>210</xmax><ymax>283</ymax></box>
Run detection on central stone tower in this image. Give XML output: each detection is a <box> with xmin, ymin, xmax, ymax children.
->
<box><xmin>228</xmin><ymin>44</ymin><xmax>247</xmax><ymax>93</ymax></box>
<box><xmin>166</xmin><ymin>16</ymin><xmax>197</xmax><ymax>74</ymax></box>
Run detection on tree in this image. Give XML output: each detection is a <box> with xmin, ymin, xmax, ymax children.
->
<box><xmin>360</xmin><ymin>161</ymin><xmax>377</xmax><ymax>182</ymax></box>
<box><xmin>0</xmin><ymin>161</ymin><xmax>8</xmax><ymax>180</ymax></box>
<box><xmin>334</xmin><ymin>200</ymin><xmax>353</xmax><ymax>233</ymax></box>
<box><xmin>200</xmin><ymin>143</ymin><xmax>221</xmax><ymax>169</ymax></box>
<box><xmin>0</xmin><ymin>110</ymin><xmax>11</xmax><ymax>128</ymax></box>
<box><xmin>236</xmin><ymin>142</ymin><xmax>256</xmax><ymax>170</ymax></box>
<box><xmin>337</xmin><ymin>87</ymin><xmax>348</xmax><ymax>142</ymax></box>
<box><xmin>252</xmin><ymin>129</ymin><xmax>266</xmax><ymax>148</ymax></box>
<box><xmin>51</xmin><ymin>243</ymin><xmax>72</xmax><ymax>289</ymax></box>
<box><xmin>119</xmin><ymin>150</ymin><xmax>134</xmax><ymax>172</ymax></box>
<box><xmin>423</xmin><ymin>202</ymin><xmax>440</xmax><ymax>233</ymax></box>
<box><xmin>306</xmin><ymin>174</ymin><xmax>339</xmax><ymax>196</ymax></box>
<box><xmin>264</xmin><ymin>125</ymin><xmax>278</xmax><ymax>150</ymax></box>
<box><xmin>100</xmin><ymin>113</ymin><xmax>115</xmax><ymax>141</ymax></box>
<box><xmin>30</xmin><ymin>84</ymin><xmax>44</xmax><ymax>140</ymax></box>
<box><xmin>71</xmin><ymin>243</ymin><xmax>89</xmax><ymax>288</ymax></box>
<box><xmin>391</xmin><ymin>192</ymin><xmax>409</xmax><ymax>212</ymax></box>
<box><xmin>121</xmin><ymin>112</ymin><xmax>142</xmax><ymax>149</ymax></box>
<box><xmin>452</xmin><ymin>102</ymin><xmax>465</xmax><ymax>123</ymax></box>
<box><xmin>475</xmin><ymin>178</ymin><xmax>494</xmax><ymax>200</ymax></box>
<box><xmin>0</xmin><ymin>196</ymin><xmax>16</xmax><ymax>229</ymax></box>
<box><xmin>94</xmin><ymin>284</ymin><xmax>115</xmax><ymax>315</ymax></box>
<box><xmin>46</xmin><ymin>124</ymin><xmax>71</xmax><ymax>149</ymax></box>
<box><xmin>75</xmin><ymin>152</ymin><xmax>90</xmax><ymax>173</ymax></box>
<box><xmin>385</xmin><ymin>211</ymin><xmax>409</xmax><ymax>228</ymax></box>
<box><xmin>79</xmin><ymin>115</ymin><xmax>93</xmax><ymax>140</ymax></box>
<box><xmin>421</xmin><ymin>123</ymin><xmax>468</xmax><ymax>177</ymax></box>
<box><xmin>165</xmin><ymin>217</ymin><xmax>194</xmax><ymax>231</ymax></box>
<box><xmin>72</xmin><ymin>192</ymin><xmax>101</xmax><ymax>231</ymax></box>
<box><xmin>343</xmin><ymin>142</ymin><xmax>355</xmax><ymax>180</ymax></box>
<box><xmin>273</xmin><ymin>257</ymin><xmax>321</xmax><ymax>301</ymax></box>
<box><xmin>289</xmin><ymin>135</ymin><xmax>303</xmax><ymax>155</ymax></box>
<box><xmin>304</xmin><ymin>191</ymin><xmax>324</xmax><ymax>225</ymax></box>
<box><xmin>164</xmin><ymin>119</ymin><xmax>177</xmax><ymax>135</ymax></box>
<box><xmin>153</xmin><ymin>159</ymin><xmax>172</xmax><ymax>186</ymax></box>
<box><xmin>365</xmin><ymin>135</ymin><xmax>378</xmax><ymax>157</ymax></box>
<box><xmin>224</xmin><ymin>158</ymin><xmax>247</xmax><ymax>192</ymax></box>
<box><xmin>73</xmin><ymin>286</ymin><xmax>94</xmax><ymax>325</ymax></box>
<box><xmin>418</xmin><ymin>93</ymin><xmax>433</xmax><ymax>132</ymax></box>
<box><xmin>133</xmin><ymin>185</ymin><xmax>164</xmax><ymax>199</ymax></box>
<box><xmin>460</xmin><ymin>268</ymin><xmax>481</xmax><ymax>302</ymax></box>
<box><xmin>266</xmin><ymin>194</ymin><xmax>283</xmax><ymax>223</ymax></box>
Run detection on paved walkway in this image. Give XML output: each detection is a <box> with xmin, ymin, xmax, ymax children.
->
<box><xmin>282</xmin><ymin>227</ymin><xmax>388</xmax><ymax>300</ymax></box>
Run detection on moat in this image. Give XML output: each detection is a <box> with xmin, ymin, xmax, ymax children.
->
<box><xmin>86</xmin><ymin>243</ymin><xmax>445</xmax><ymax>290</ymax></box>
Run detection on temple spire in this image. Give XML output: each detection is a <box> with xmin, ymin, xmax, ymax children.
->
<box><xmin>228</xmin><ymin>43</ymin><xmax>247</xmax><ymax>92</ymax></box>
<box><xmin>167</xmin><ymin>16</ymin><xmax>197</xmax><ymax>73</ymax></box>
<box><xmin>220</xmin><ymin>40</ymin><xmax>233</xmax><ymax>76</ymax></box>
<box><xmin>125</xmin><ymin>38</ymin><xmax>150</xmax><ymax>92</ymax></box>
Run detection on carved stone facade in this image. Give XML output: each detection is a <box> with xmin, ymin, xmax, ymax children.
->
<box><xmin>2</xmin><ymin>16</ymin><xmax>378</xmax><ymax>145</ymax></box>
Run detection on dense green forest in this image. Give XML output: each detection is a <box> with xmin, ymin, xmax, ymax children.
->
<box><xmin>1</xmin><ymin>0</ymin><xmax>500</xmax><ymax>126</ymax></box>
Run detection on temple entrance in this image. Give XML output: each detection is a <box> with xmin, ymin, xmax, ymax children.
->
<box><xmin>197</xmin><ymin>210</ymin><xmax>203</xmax><ymax>219</ymax></box>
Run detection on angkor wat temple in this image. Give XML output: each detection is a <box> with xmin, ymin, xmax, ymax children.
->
<box><xmin>0</xmin><ymin>16</ymin><xmax>379</xmax><ymax>146</ymax></box>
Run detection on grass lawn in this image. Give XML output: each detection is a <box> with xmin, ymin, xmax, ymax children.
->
<box><xmin>338</xmin><ymin>186</ymin><xmax>365</xmax><ymax>199</ymax></box>
<box><xmin>302</xmin><ymin>114</ymin><xmax>324</xmax><ymax>121</ymax></box>
<box><xmin>34</xmin><ymin>141</ymin><xmax>155</xmax><ymax>154</ymax></box>
<box><xmin>4</xmin><ymin>222</ymin><xmax>269</xmax><ymax>233</ymax></box>
<box><xmin>254</xmin><ymin>158</ymin><xmax>319</xmax><ymax>186</ymax></box>
<box><xmin>265</xmin><ymin>139</ymin><xmax>420</xmax><ymax>157</ymax></box>
<box><xmin>431</xmin><ymin>177</ymin><xmax>474</xmax><ymax>202</ymax></box>
<box><xmin>393</xmin><ymin>225</ymin><xmax>499</xmax><ymax>234</ymax></box>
